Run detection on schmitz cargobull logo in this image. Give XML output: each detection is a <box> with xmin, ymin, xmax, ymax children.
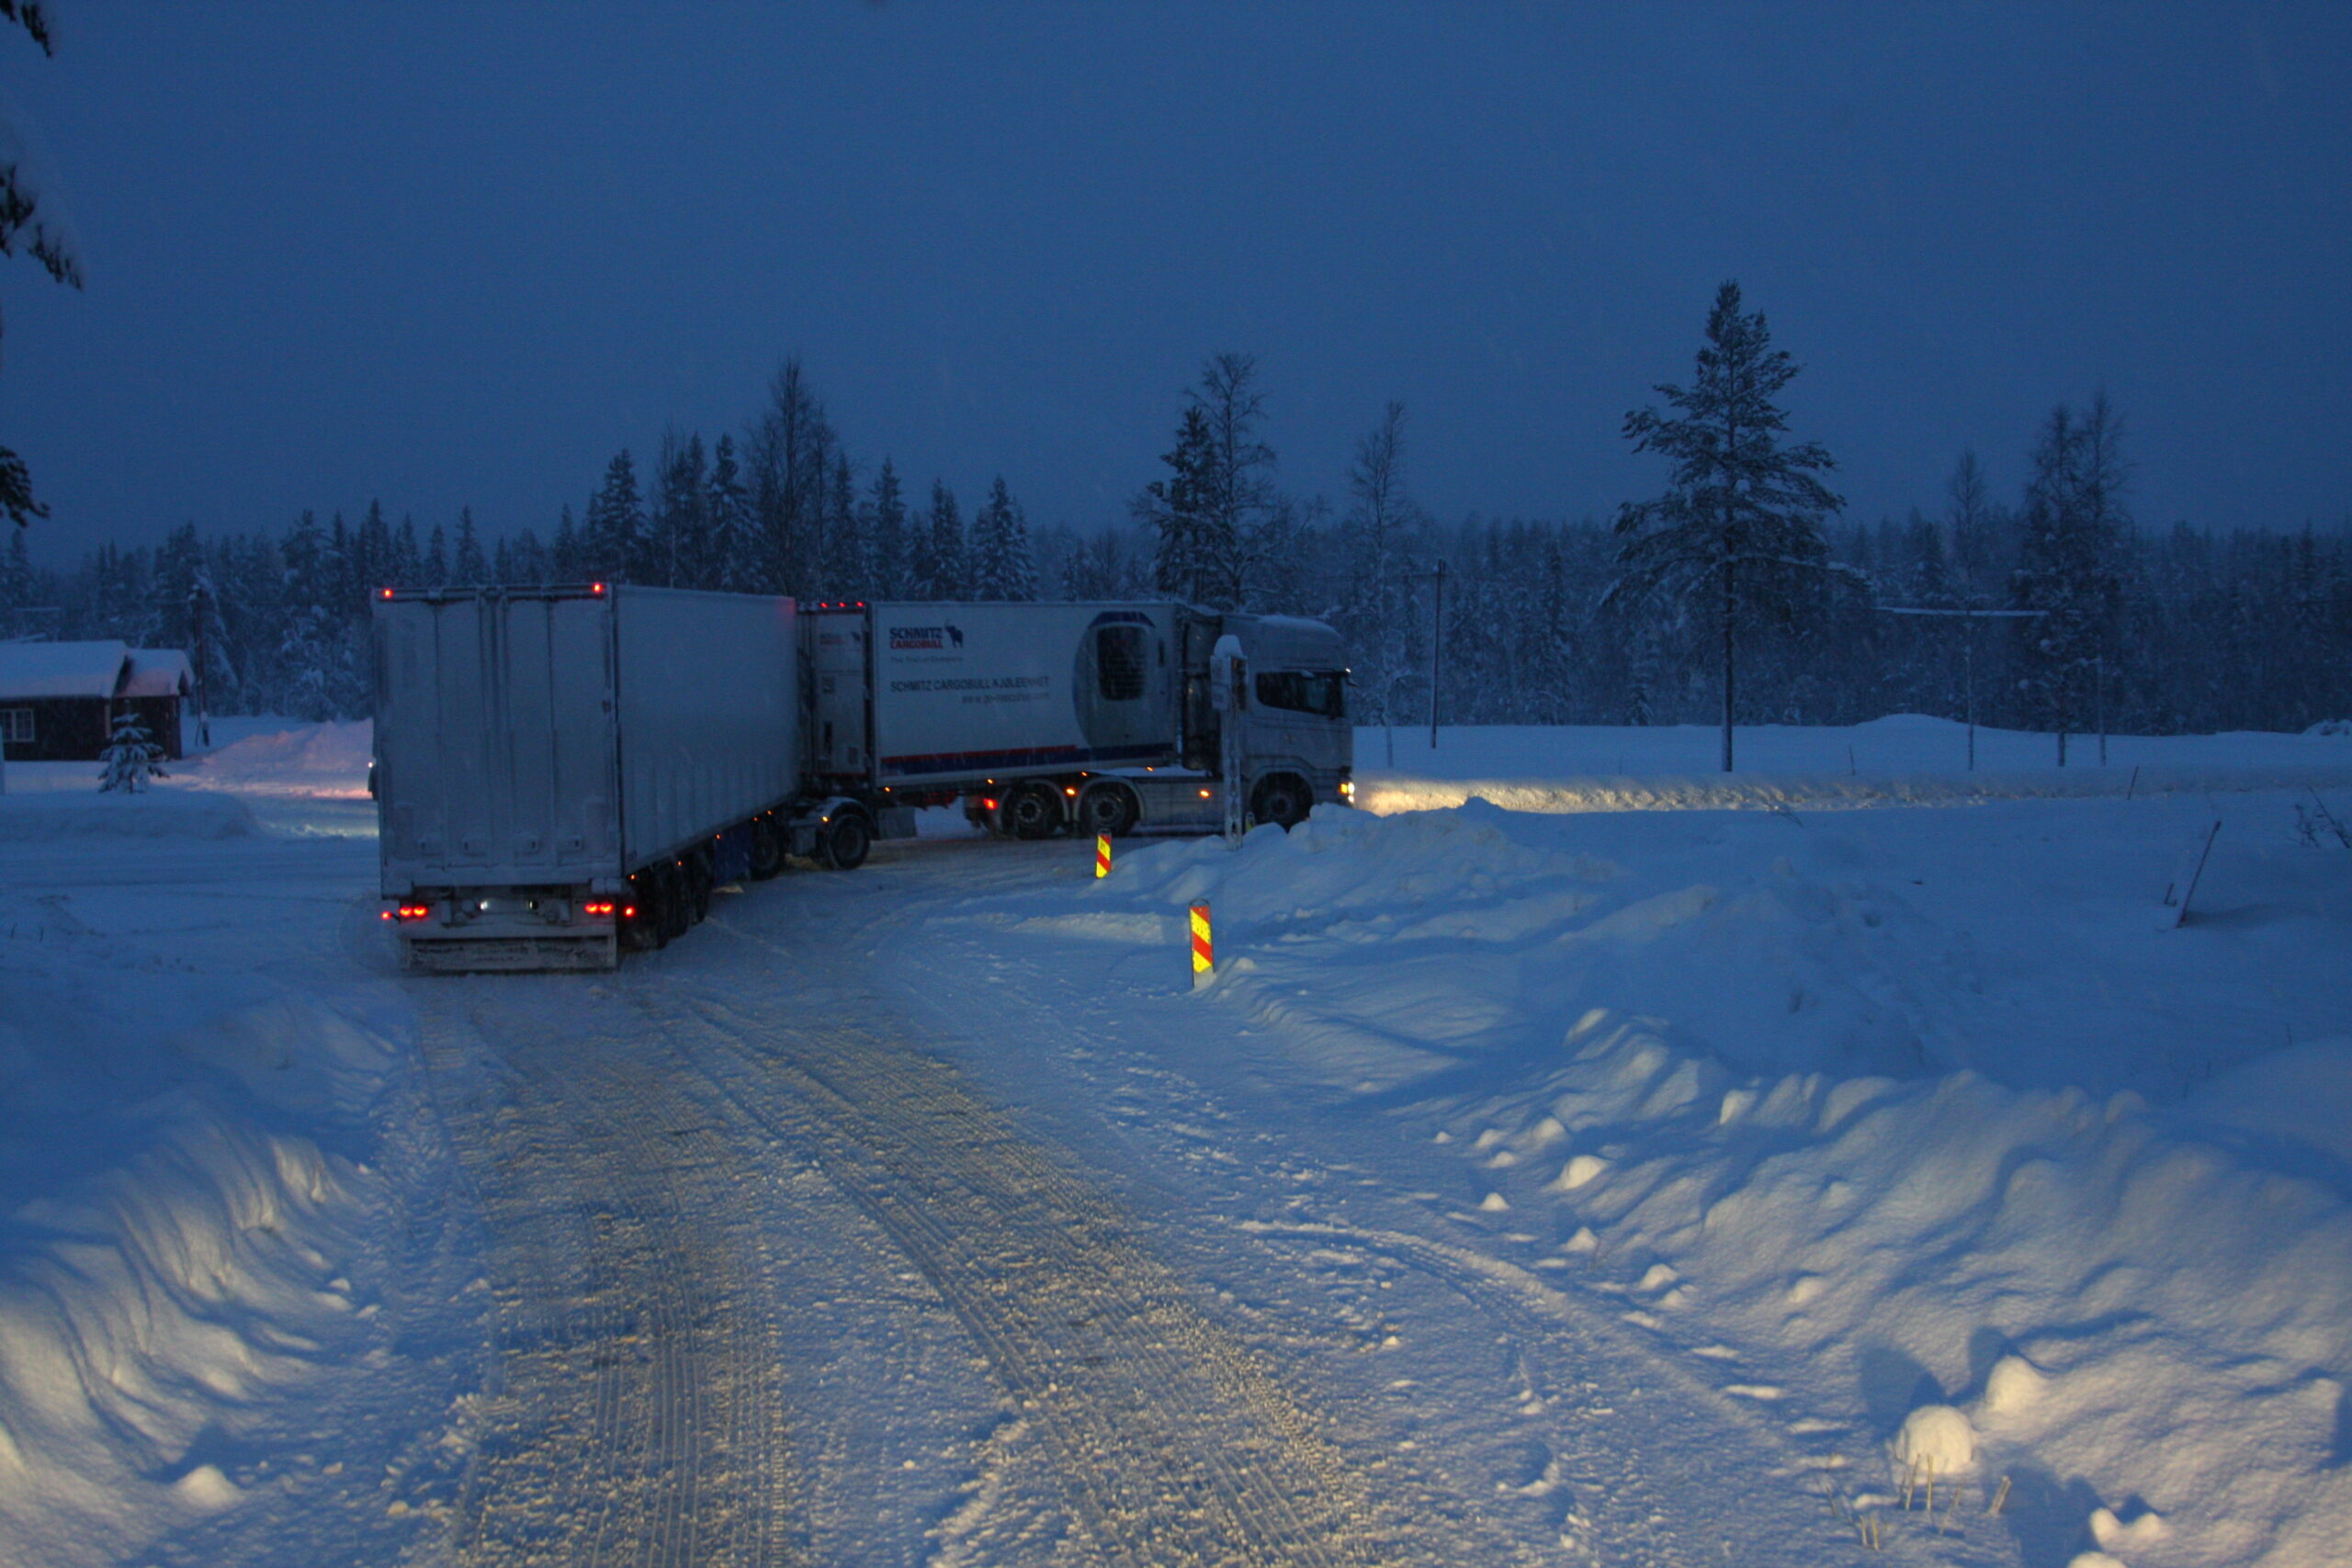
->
<box><xmin>889</xmin><ymin>623</ymin><xmax>965</xmax><ymax>651</ymax></box>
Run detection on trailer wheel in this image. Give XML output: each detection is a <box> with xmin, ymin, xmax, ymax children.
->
<box><xmin>1078</xmin><ymin>783</ymin><xmax>1139</xmax><ymax>838</ymax></box>
<box><xmin>820</xmin><ymin>811</ymin><xmax>872</xmax><ymax>871</ymax></box>
<box><xmin>684</xmin><ymin>849</ymin><xmax>714</xmax><ymax>923</ymax></box>
<box><xmin>1007</xmin><ymin>782</ymin><xmax>1063</xmax><ymax>840</ymax></box>
<box><xmin>1250</xmin><ymin>773</ymin><xmax>1313</xmax><ymax>830</ymax></box>
<box><xmin>656</xmin><ymin>861</ymin><xmax>692</xmax><ymax>942</ymax></box>
<box><xmin>748</xmin><ymin>817</ymin><xmax>786</xmax><ymax>880</ymax></box>
<box><xmin>621</xmin><ymin>870</ymin><xmax>667</xmax><ymax>952</ymax></box>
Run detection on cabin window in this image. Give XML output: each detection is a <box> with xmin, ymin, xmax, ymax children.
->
<box><xmin>1253</xmin><ymin>671</ymin><xmax>1346</xmax><ymax>719</ymax></box>
<box><xmin>1096</xmin><ymin>626</ymin><xmax>1147</xmax><ymax>701</ymax></box>
<box><xmin>0</xmin><ymin>708</ymin><xmax>30</xmax><ymax>745</ymax></box>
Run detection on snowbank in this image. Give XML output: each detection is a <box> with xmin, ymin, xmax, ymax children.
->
<box><xmin>0</xmin><ymin>788</ymin><xmax>258</xmax><ymax>841</ymax></box>
<box><xmin>180</xmin><ymin>720</ymin><xmax>373</xmax><ymax>799</ymax></box>
<box><xmin>1357</xmin><ymin>716</ymin><xmax>2352</xmax><ymax>818</ymax></box>
<box><xmin>1043</xmin><ymin>789</ymin><xmax>2352</xmax><ymax>1565</ymax></box>
<box><xmin>0</xmin><ymin>854</ymin><xmax>443</xmax><ymax>1562</ymax></box>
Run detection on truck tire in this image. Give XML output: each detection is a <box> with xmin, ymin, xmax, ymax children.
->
<box><xmin>748</xmin><ymin>817</ymin><xmax>786</xmax><ymax>880</ymax></box>
<box><xmin>1078</xmin><ymin>783</ymin><xmax>1139</xmax><ymax>838</ymax></box>
<box><xmin>658</xmin><ymin>861</ymin><xmax>693</xmax><ymax>942</ymax></box>
<box><xmin>1007</xmin><ymin>782</ymin><xmax>1063</xmax><ymax>840</ymax></box>
<box><xmin>621</xmin><ymin>869</ymin><xmax>667</xmax><ymax>952</ymax></box>
<box><xmin>684</xmin><ymin>849</ymin><xmax>714</xmax><ymax>923</ymax></box>
<box><xmin>820</xmin><ymin>811</ymin><xmax>872</xmax><ymax>871</ymax></box>
<box><xmin>1250</xmin><ymin>773</ymin><xmax>1312</xmax><ymax>830</ymax></box>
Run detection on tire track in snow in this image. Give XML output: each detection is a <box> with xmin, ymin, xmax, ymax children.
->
<box><xmin>637</xmin><ymin>971</ymin><xmax>1464</xmax><ymax>1567</ymax></box>
<box><xmin>419</xmin><ymin>993</ymin><xmax>799</xmax><ymax>1567</ymax></box>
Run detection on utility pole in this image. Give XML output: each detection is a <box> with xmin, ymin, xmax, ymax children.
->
<box><xmin>1874</xmin><ymin>602</ymin><xmax>2046</xmax><ymax>771</ymax></box>
<box><xmin>1428</xmin><ymin>558</ymin><xmax>1445</xmax><ymax>750</ymax></box>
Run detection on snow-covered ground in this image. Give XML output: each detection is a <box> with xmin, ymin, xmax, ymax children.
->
<box><xmin>2</xmin><ymin>714</ymin><xmax>2347</xmax><ymax>1564</ymax></box>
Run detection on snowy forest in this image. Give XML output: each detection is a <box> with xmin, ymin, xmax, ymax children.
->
<box><xmin>3</xmin><ymin>345</ymin><xmax>2346</xmax><ymax>739</ymax></box>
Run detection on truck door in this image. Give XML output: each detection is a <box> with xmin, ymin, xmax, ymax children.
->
<box><xmin>806</xmin><ymin>609</ymin><xmax>871</xmax><ymax>782</ymax></box>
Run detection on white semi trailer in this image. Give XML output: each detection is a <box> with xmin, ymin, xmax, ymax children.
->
<box><xmin>372</xmin><ymin>584</ymin><xmax>871</xmax><ymax>971</ymax></box>
<box><xmin>803</xmin><ymin>600</ymin><xmax>1353</xmax><ymax>838</ymax></box>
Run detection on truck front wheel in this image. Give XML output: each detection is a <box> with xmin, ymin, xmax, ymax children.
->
<box><xmin>820</xmin><ymin>811</ymin><xmax>872</xmax><ymax>871</ymax></box>
<box><xmin>1078</xmin><ymin>783</ymin><xmax>1139</xmax><ymax>838</ymax></box>
<box><xmin>1250</xmin><ymin>773</ymin><xmax>1313</xmax><ymax>830</ymax></box>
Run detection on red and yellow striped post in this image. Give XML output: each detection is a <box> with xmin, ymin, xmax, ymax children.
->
<box><xmin>1095</xmin><ymin>832</ymin><xmax>1112</xmax><ymax>878</ymax></box>
<box><xmin>1190</xmin><ymin>902</ymin><xmax>1213</xmax><ymax>987</ymax></box>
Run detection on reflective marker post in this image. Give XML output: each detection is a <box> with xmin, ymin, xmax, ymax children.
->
<box><xmin>1095</xmin><ymin>832</ymin><xmax>1112</xmax><ymax>879</ymax></box>
<box><xmin>1190</xmin><ymin>903</ymin><xmax>1213</xmax><ymax>987</ymax></box>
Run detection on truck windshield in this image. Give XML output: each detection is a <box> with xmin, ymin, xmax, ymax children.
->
<box><xmin>1254</xmin><ymin>670</ymin><xmax>1346</xmax><ymax>719</ymax></box>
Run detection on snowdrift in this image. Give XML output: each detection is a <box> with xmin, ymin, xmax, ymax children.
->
<box><xmin>0</xmin><ymin>883</ymin><xmax>445</xmax><ymax>1562</ymax></box>
<box><xmin>180</xmin><ymin>720</ymin><xmax>373</xmax><ymax>799</ymax></box>
<box><xmin>1044</xmin><ymin>790</ymin><xmax>2352</xmax><ymax>1566</ymax></box>
<box><xmin>0</xmin><ymin>788</ymin><xmax>258</xmax><ymax>841</ymax></box>
<box><xmin>1355</xmin><ymin>716</ymin><xmax>2352</xmax><ymax>818</ymax></box>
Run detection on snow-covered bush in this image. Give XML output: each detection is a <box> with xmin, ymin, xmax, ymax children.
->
<box><xmin>97</xmin><ymin>710</ymin><xmax>167</xmax><ymax>793</ymax></box>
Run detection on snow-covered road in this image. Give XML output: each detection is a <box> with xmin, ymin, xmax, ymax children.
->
<box><xmin>380</xmin><ymin>833</ymin><xmax>2007</xmax><ymax>1566</ymax></box>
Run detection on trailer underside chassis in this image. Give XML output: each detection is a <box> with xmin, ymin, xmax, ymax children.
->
<box><xmin>966</xmin><ymin>766</ymin><xmax>1346</xmax><ymax>838</ymax></box>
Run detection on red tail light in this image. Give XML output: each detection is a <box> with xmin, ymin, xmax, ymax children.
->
<box><xmin>394</xmin><ymin>903</ymin><xmax>431</xmax><ymax>921</ymax></box>
<box><xmin>591</xmin><ymin>581</ymin><xmax>607</xmax><ymax>595</ymax></box>
<box><xmin>621</xmin><ymin>905</ymin><xmax>638</xmax><ymax>919</ymax></box>
<box><xmin>981</xmin><ymin>798</ymin><xmax>998</xmax><ymax>811</ymax></box>
<box><xmin>582</xmin><ymin>900</ymin><xmax>616</xmax><ymax>917</ymax></box>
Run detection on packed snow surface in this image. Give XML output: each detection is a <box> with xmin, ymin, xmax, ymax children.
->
<box><xmin>2</xmin><ymin>713</ymin><xmax>2347</xmax><ymax>1564</ymax></box>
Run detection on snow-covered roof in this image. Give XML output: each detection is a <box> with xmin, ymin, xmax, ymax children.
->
<box><xmin>0</xmin><ymin>640</ymin><xmax>131</xmax><ymax>699</ymax></box>
<box><xmin>122</xmin><ymin>649</ymin><xmax>193</xmax><ymax>698</ymax></box>
<box><xmin>0</xmin><ymin>641</ymin><xmax>192</xmax><ymax>700</ymax></box>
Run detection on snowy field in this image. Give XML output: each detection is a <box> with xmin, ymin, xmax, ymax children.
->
<box><xmin>1</xmin><ymin>716</ymin><xmax>2348</xmax><ymax>1564</ymax></box>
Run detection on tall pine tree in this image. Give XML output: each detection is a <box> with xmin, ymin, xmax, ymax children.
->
<box><xmin>1607</xmin><ymin>280</ymin><xmax>1846</xmax><ymax>771</ymax></box>
<box><xmin>969</xmin><ymin>476</ymin><xmax>1036</xmax><ymax>601</ymax></box>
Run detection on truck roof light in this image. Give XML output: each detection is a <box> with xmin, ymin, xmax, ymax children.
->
<box><xmin>591</xmin><ymin>581</ymin><xmax>606</xmax><ymax>594</ymax></box>
<box><xmin>379</xmin><ymin>587</ymin><xmax>394</xmax><ymax>600</ymax></box>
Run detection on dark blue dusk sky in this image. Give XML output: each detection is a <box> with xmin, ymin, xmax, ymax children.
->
<box><xmin>4</xmin><ymin>3</ymin><xmax>2347</xmax><ymax>564</ymax></box>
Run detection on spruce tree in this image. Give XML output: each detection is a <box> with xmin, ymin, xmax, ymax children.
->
<box><xmin>821</xmin><ymin>449</ymin><xmax>865</xmax><ymax>598</ymax></box>
<box><xmin>2009</xmin><ymin>394</ymin><xmax>2129</xmax><ymax>762</ymax></box>
<box><xmin>549</xmin><ymin>504</ymin><xmax>582</xmax><ymax>580</ymax></box>
<box><xmin>583</xmin><ymin>451</ymin><xmax>643</xmax><ymax>583</ymax></box>
<box><xmin>869</xmin><ymin>457</ymin><xmax>908</xmax><ymax>598</ymax></box>
<box><xmin>969</xmin><ymin>476</ymin><xmax>1036</xmax><ymax>601</ymax></box>
<box><xmin>1607</xmin><ymin>280</ymin><xmax>1846</xmax><ymax>771</ymax></box>
<box><xmin>98</xmin><ymin>709</ymin><xmax>166</xmax><ymax>793</ymax></box>
<box><xmin>707</xmin><ymin>434</ymin><xmax>757</xmax><ymax>592</ymax></box>
<box><xmin>913</xmin><ymin>480</ymin><xmax>965</xmax><ymax>599</ymax></box>
<box><xmin>454</xmin><ymin>506</ymin><xmax>488</xmax><ymax>582</ymax></box>
<box><xmin>1142</xmin><ymin>404</ymin><xmax>1215</xmax><ymax>603</ymax></box>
